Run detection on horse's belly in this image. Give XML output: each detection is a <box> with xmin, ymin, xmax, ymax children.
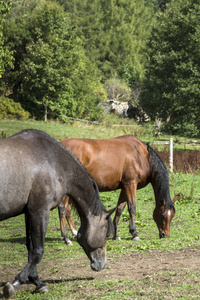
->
<box><xmin>91</xmin><ymin>171</ymin><xmax>121</xmax><ymax>192</ymax></box>
<box><xmin>0</xmin><ymin>171</ymin><xmax>29</xmax><ymax>221</ymax></box>
<box><xmin>0</xmin><ymin>197</ymin><xmax>26</xmax><ymax>221</ymax></box>
<box><xmin>0</xmin><ymin>179</ymin><xmax>28</xmax><ymax>220</ymax></box>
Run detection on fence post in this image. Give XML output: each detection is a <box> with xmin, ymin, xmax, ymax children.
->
<box><xmin>169</xmin><ymin>137</ymin><xmax>173</xmax><ymax>173</ymax></box>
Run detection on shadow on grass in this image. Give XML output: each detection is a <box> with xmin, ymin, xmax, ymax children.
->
<box><xmin>0</xmin><ymin>237</ymin><xmax>26</xmax><ymax>245</ymax></box>
<box><xmin>0</xmin><ymin>277</ymin><xmax>94</xmax><ymax>298</ymax></box>
<box><xmin>0</xmin><ymin>237</ymin><xmax>63</xmax><ymax>245</ymax></box>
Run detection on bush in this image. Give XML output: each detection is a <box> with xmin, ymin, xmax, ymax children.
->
<box><xmin>0</xmin><ymin>97</ymin><xmax>30</xmax><ymax>120</ymax></box>
<box><xmin>154</xmin><ymin>146</ymin><xmax>200</xmax><ymax>174</ymax></box>
<box><xmin>104</xmin><ymin>78</ymin><xmax>131</xmax><ymax>102</ymax></box>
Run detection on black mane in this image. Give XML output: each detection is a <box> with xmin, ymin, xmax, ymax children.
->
<box><xmin>146</xmin><ymin>144</ymin><xmax>174</xmax><ymax>209</ymax></box>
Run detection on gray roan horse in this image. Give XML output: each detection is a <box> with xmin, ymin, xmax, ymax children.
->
<box><xmin>58</xmin><ymin>135</ymin><xmax>179</xmax><ymax>245</ymax></box>
<box><xmin>0</xmin><ymin>129</ymin><xmax>115</xmax><ymax>298</ymax></box>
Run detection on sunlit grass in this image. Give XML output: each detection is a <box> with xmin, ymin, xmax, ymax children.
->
<box><xmin>0</xmin><ymin>119</ymin><xmax>199</xmax><ymax>299</ymax></box>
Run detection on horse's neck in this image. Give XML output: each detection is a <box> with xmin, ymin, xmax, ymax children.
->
<box><xmin>61</xmin><ymin>150</ymin><xmax>102</xmax><ymax>218</ymax></box>
<box><xmin>70</xmin><ymin>185</ymin><xmax>94</xmax><ymax>217</ymax></box>
<box><xmin>67</xmin><ymin>169</ymin><xmax>99</xmax><ymax>218</ymax></box>
<box><xmin>150</xmin><ymin>170</ymin><xmax>171</xmax><ymax>208</ymax></box>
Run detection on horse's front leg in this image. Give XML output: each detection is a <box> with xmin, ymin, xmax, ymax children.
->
<box><xmin>113</xmin><ymin>189</ymin><xmax>127</xmax><ymax>240</ymax></box>
<box><xmin>65</xmin><ymin>198</ymin><xmax>77</xmax><ymax>239</ymax></box>
<box><xmin>125</xmin><ymin>183</ymin><xmax>141</xmax><ymax>241</ymax></box>
<box><xmin>58</xmin><ymin>196</ymin><xmax>73</xmax><ymax>245</ymax></box>
<box><xmin>26</xmin><ymin>212</ymin><xmax>50</xmax><ymax>293</ymax></box>
<box><xmin>3</xmin><ymin>211</ymin><xmax>49</xmax><ymax>298</ymax></box>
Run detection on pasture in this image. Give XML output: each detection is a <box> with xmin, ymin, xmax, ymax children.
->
<box><xmin>0</xmin><ymin>119</ymin><xmax>199</xmax><ymax>299</ymax></box>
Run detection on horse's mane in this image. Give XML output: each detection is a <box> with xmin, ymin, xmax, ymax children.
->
<box><xmin>18</xmin><ymin>129</ymin><xmax>106</xmax><ymax>216</ymax></box>
<box><xmin>146</xmin><ymin>143</ymin><xmax>174</xmax><ymax>209</ymax></box>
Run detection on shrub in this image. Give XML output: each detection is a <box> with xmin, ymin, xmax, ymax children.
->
<box><xmin>0</xmin><ymin>97</ymin><xmax>30</xmax><ymax>120</ymax></box>
<box><xmin>154</xmin><ymin>146</ymin><xmax>200</xmax><ymax>174</ymax></box>
<box><xmin>104</xmin><ymin>78</ymin><xmax>131</xmax><ymax>102</ymax></box>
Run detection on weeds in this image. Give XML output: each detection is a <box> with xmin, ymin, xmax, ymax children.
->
<box><xmin>153</xmin><ymin>146</ymin><xmax>200</xmax><ymax>174</ymax></box>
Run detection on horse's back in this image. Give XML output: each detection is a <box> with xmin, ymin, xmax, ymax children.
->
<box><xmin>60</xmin><ymin>136</ymin><xmax>150</xmax><ymax>191</ymax></box>
<box><xmin>0</xmin><ymin>130</ymin><xmax>68</xmax><ymax>221</ymax></box>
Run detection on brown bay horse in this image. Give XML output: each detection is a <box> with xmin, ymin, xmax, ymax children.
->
<box><xmin>0</xmin><ymin>130</ymin><xmax>115</xmax><ymax>298</ymax></box>
<box><xmin>59</xmin><ymin>135</ymin><xmax>179</xmax><ymax>245</ymax></box>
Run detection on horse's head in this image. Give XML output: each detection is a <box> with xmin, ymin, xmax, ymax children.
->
<box><xmin>77</xmin><ymin>208</ymin><xmax>115</xmax><ymax>271</ymax></box>
<box><xmin>153</xmin><ymin>195</ymin><xmax>179</xmax><ymax>238</ymax></box>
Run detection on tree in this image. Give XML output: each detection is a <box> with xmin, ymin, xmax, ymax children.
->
<box><xmin>2</xmin><ymin>0</ymin><xmax>103</xmax><ymax>121</ymax></box>
<box><xmin>140</xmin><ymin>0</ymin><xmax>200</xmax><ymax>136</ymax></box>
<box><xmin>58</xmin><ymin>0</ymin><xmax>155</xmax><ymax>87</ymax></box>
<box><xmin>0</xmin><ymin>0</ymin><xmax>13</xmax><ymax>78</ymax></box>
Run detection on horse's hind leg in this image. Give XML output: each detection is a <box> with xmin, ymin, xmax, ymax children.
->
<box><xmin>58</xmin><ymin>196</ymin><xmax>77</xmax><ymax>245</ymax></box>
<box><xmin>3</xmin><ymin>211</ymin><xmax>49</xmax><ymax>298</ymax></box>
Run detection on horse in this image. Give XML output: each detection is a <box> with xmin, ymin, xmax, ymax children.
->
<box><xmin>0</xmin><ymin>129</ymin><xmax>115</xmax><ymax>298</ymax></box>
<box><xmin>59</xmin><ymin>135</ymin><xmax>179</xmax><ymax>245</ymax></box>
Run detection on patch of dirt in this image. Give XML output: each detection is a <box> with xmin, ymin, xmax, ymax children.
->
<box><xmin>1</xmin><ymin>247</ymin><xmax>199</xmax><ymax>286</ymax></box>
<box><xmin>48</xmin><ymin>247</ymin><xmax>200</xmax><ymax>282</ymax></box>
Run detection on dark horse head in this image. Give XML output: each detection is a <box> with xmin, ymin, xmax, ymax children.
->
<box><xmin>72</xmin><ymin>180</ymin><xmax>115</xmax><ymax>271</ymax></box>
<box><xmin>147</xmin><ymin>145</ymin><xmax>179</xmax><ymax>238</ymax></box>
<box><xmin>76</xmin><ymin>196</ymin><xmax>115</xmax><ymax>270</ymax></box>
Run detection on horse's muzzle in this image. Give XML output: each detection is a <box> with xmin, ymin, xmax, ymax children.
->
<box><xmin>90</xmin><ymin>259</ymin><xmax>107</xmax><ymax>271</ymax></box>
<box><xmin>159</xmin><ymin>232</ymin><xmax>170</xmax><ymax>238</ymax></box>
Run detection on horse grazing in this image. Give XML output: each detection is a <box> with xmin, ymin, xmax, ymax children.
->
<box><xmin>59</xmin><ymin>135</ymin><xmax>179</xmax><ymax>245</ymax></box>
<box><xmin>0</xmin><ymin>129</ymin><xmax>115</xmax><ymax>298</ymax></box>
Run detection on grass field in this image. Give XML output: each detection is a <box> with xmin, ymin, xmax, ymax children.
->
<box><xmin>0</xmin><ymin>119</ymin><xmax>199</xmax><ymax>299</ymax></box>
<box><xmin>0</xmin><ymin>118</ymin><xmax>200</xmax><ymax>148</ymax></box>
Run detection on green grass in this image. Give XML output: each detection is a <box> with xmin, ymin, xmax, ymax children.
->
<box><xmin>0</xmin><ymin>119</ymin><xmax>199</xmax><ymax>149</ymax></box>
<box><xmin>0</xmin><ymin>173</ymin><xmax>200</xmax><ymax>298</ymax></box>
<box><xmin>0</xmin><ymin>119</ymin><xmax>200</xmax><ymax>299</ymax></box>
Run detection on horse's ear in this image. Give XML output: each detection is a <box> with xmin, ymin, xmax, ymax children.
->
<box><xmin>106</xmin><ymin>207</ymin><xmax>116</xmax><ymax>219</ymax></box>
<box><xmin>172</xmin><ymin>193</ymin><xmax>181</xmax><ymax>204</ymax></box>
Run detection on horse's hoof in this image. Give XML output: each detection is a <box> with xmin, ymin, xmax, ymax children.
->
<box><xmin>3</xmin><ymin>282</ymin><xmax>16</xmax><ymax>298</ymax></box>
<box><xmin>35</xmin><ymin>285</ymin><xmax>50</xmax><ymax>293</ymax></box>
<box><xmin>65</xmin><ymin>239</ymin><xmax>73</xmax><ymax>246</ymax></box>
<box><xmin>113</xmin><ymin>236</ymin><xmax>121</xmax><ymax>241</ymax></box>
<box><xmin>72</xmin><ymin>229</ymin><xmax>78</xmax><ymax>238</ymax></box>
<box><xmin>133</xmin><ymin>236</ymin><xmax>141</xmax><ymax>241</ymax></box>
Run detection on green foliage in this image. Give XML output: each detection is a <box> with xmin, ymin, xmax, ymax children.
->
<box><xmin>104</xmin><ymin>78</ymin><xmax>131</xmax><ymax>102</ymax></box>
<box><xmin>0</xmin><ymin>0</ymin><xmax>13</xmax><ymax>77</ymax></box>
<box><xmin>140</xmin><ymin>0</ymin><xmax>200</xmax><ymax>136</ymax></box>
<box><xmin>59</xmin><ymin>0</ymin><xmax>154</xmax><ymax>86</ymax></box>
<box><xmin>0</xmin><ymin>96</ymin><xmax>30</xmax><ymax>119</ymax></box>
<box><xmin>2</xmin><ymin>0</ymin><xmax>104</xmax><ymax>121</ymax></box>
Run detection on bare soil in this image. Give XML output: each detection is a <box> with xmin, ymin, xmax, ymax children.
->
<box><xmin>1</xmin><ymin>247</ymin><xmax>199</xmax><ymax>298</ymax></box>
<box><xmin>38</xmin><ymin>247</ymin><xmax>200</xmax><ymax>282</ymax></box>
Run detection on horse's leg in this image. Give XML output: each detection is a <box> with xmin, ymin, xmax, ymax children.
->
<box><xmin>3</xmin><ymin>211</ymin><xmax>49</xmax><ymax>298</ymax></box>
<box><xmin>125</xmin><ymin>183</ymin><xmax>141</xmax><ymax>241</ymax></box>
<box><xmin>25</xmin><ymin>212</ymin><xmax>49</xmax><ymax>293</ymax></box>
<box><xmin>58</xmin><ymin>196</ymin><xmax>73</xmax><ymax>245</ymax></box>
<box><xmin>113</xmin><ymin>189</ymin><xmax>127</xmax><ymax>240</ymax></box>
<box><xmin>65</xmin><ymin>200</ymin><xmax>77</xmax><ymax>239</ymax></box>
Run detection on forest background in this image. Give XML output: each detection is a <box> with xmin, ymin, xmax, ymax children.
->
<box><xmin>0</xmin><ymin>0</ymin><xmax>200</xmax><ymax>137</ymax></box>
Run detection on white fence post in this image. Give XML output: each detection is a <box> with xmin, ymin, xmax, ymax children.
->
<box><xmin>169</xmin><ymin>137</ymin><xmax>173</xmax><ymax>173</ymax></box>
